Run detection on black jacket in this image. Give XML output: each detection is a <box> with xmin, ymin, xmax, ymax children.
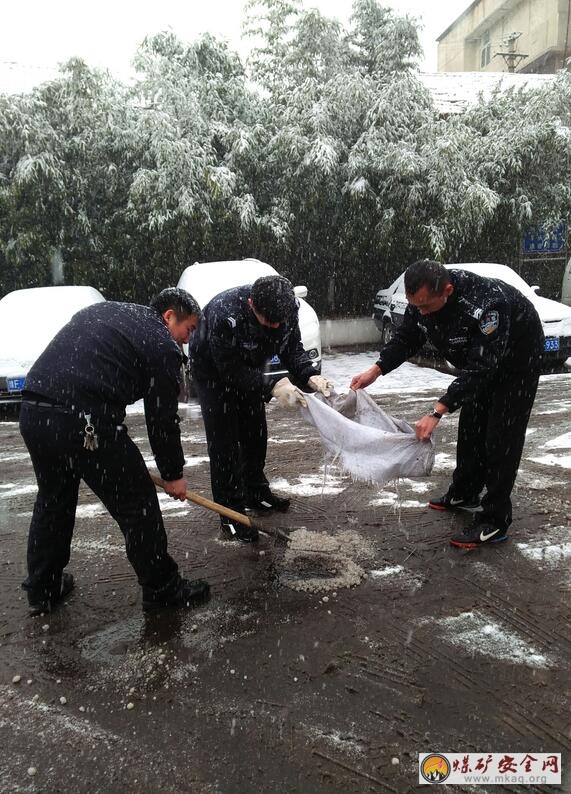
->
<box><xmin>24</xmin><ymin>301</ymin><xmax>185</xmax><ymax>480</ymax></box>
<box><xmin>377</xmin><ymin>269</ymin><xmax>544</xmax><ymax>412</ymax></box>
<box><xmin>188</xmin><ymin>286</ymin><xmax>318</xmax><ymax>397</ymax></box>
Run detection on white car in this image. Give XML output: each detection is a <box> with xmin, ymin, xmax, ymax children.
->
<box><xmin>373</xmin><ymin>262</ymin><xmax>571</xmax><ymax>371</ymax></box>
<box><xmin>562</xmin><ymin>256</ymin><xmax>571</xmax><ymax>307</ymax></box>
<box><xmin>0</xmin><ymin>285</ymin><xmax>106</xmax><ymax>404</ymax></box>
<box><xmin>177</xmin><ymin>258</ymin><xmax>322</xmax><ymax>382</ymax></box>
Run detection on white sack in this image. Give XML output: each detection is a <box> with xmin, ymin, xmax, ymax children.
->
<box><xmin>301</xmin><ymin>389</ymin><xmax>434</xmax><ymax>486</ymax></box>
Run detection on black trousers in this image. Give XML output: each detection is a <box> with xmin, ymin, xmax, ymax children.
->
<box><xmin>19</xmin><ymin>402</ymin><xmax>179</xmax><ymax>602</ymax></box>
<box><xmin>449</xmin><ymin>368</ymin><xmax>540</xmax><ymax>530</ymax></box>
<box><xmin>194</xmin><ymin>378</ymin><xmax>269</xmax><ymax>511</ymax></box>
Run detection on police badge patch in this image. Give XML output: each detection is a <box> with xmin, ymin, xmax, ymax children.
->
<box><xmin>479</xmin><ymin>310</ymin><xmax>500</xmax><ymax>335</ymax></box>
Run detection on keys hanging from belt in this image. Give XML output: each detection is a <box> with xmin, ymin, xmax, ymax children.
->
<box><xmin>83</xmin><ymin>413</ymin><xmax>99</xmax><ymax>451</ymax></box>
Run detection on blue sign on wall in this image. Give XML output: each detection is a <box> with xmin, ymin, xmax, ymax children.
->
<box><xmin>522</xmin><ymin>221</ymin><xmax>566</xmax><ymax>254</ymax></box>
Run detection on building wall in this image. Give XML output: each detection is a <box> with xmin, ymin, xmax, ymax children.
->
<box><xmin>438</xmin><ymin>0</ymin><xmax>571</xmax><ymax>74</ymax></box>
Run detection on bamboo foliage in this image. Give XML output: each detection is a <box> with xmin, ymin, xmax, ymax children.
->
<box><xmin>1</xmin><ymin>1</ymin><xmax>570</xmax><ymax>312</ymax></box>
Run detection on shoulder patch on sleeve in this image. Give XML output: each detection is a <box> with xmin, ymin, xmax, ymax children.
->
<box><xmin>457</xmin><ymin>296</ymin><xmax>484</xmax><ymax>320</ymax></box>
<box><xmin>225</xmin><ymin>316</ymin><xmax>237</xmax><ymax>329</ymax></box>
<box><xmin>479</xmin><ymin>310</ymin><xmax>500</xmax><ymax>335</ymax></box>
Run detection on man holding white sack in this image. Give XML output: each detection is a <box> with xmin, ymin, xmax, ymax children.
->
<box><xmin>188</xmin><ymin>274</ymin><xmax>333</xmax><ymax>542</ymax></box>
<box><xmin>351</xmin><ymin>260</ymin><xmax>543</xmax><ymax>549</ymax></box>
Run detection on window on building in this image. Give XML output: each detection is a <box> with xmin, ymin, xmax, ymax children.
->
<box><xmin>480</xmin><ymin>30</ymin><xmax>491</xmax><ymax>68</ymax></box>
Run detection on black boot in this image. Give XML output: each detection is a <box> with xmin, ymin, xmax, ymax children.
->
<box><xmin>220</xmin><ymin>517</ymin><xmax>259</xmax><ymax>543</ymax></box>
<box><xmin>27</xmin><ymin>572</ymin><xmax>75</xmax><ymax>616</ymax></box>
<box><xmin>142</xmin><ymin>577</ymin><xmax>210</xmax><ymax>612</ymax></box>
<box><xmin>245</xmin><ymin>488</ymin><xmax>290</xmax><ymax>513</ymax></box>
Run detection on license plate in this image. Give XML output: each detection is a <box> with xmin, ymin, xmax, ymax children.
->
<box><xmin>544</xmin><ymin>337</ymin><xmax>560</xmax><ymax>352</ymax></box>
<box><xmin>7</xmin><ymin>376</ymin><xmax>26</xmax><ymax>391</ymax></box>
<box><xmin>269</xmin><ymin>355</ymin><xmax>281</xmax><ymax>364</ymax></box>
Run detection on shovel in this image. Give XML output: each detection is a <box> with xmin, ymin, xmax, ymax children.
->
<box><xmin>150</xmin><ymin>473</ymin><xmax>291</xmax><ymax>544</ymax></box>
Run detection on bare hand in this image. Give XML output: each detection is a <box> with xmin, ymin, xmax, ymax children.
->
<box><xmin>350</xmin><ymin>364</ymin><xmax>381</xmax><ymax>391</ymax></box>
<box><xmin>162</xmin><ymin>477</ymin><xmax>188</xmax><ymax>501</ymax></box>
<box><xmin>414</xmin><ymin>415</ymin><xmax>439</xmax><ymax>442</ymax></box>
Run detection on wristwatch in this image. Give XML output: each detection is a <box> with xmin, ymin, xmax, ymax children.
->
<box><xmin>431</xmin><ymin>410</ymin><xmax>443</xmax><ymax>420</ymax></box>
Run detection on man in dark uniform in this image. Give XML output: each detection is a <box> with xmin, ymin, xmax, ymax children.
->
<box><xmin>188</xmin><ymin>275</ymin><xmax>332</xmax><ymax>542</ymax></box>
<box><xmin>351</xmin><ymin>260</ymin><xmax>544</xmax><ymax>548</ymax></box>
<box><xmin>19</xmin><ymin>287</ymin><xmax>210</xmax><ymax>615</ymax></box>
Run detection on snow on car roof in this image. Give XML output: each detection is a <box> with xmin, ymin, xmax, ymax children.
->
<box><xmin>0</xmin><ymin>285</ymin><xmax>105</xmax><ymax>371</ymax></box>
<box><xmin>446</xmin><ymin>263</ymin><xmax>571</xmax><ymax>322</ymax></box>
<box><xmin>177</xmin><ymin>258</ymin><xmax>278</xmax><ymax>308</ymax></box>
<box><xmin>445</xmin><ymin>262</ymin><xmax>535</xmax><ymax>296</ymax></box>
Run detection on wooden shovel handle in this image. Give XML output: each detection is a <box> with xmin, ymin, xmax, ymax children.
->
<box><xmin>149</xmin><ymin>473</ymin><xmax>290</xmax><ymax>543</ymax></box>
<box><xmin>150</xmin><ymin>473</ymin><xmax>254</xmax><ymax>526</ymax></box>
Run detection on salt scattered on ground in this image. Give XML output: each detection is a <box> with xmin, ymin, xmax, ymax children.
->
<box><xmin>0</xmin><ymin>452</ymin><xmax>30</xmax><ymax>463</ymax></box>
<box><xmin>516</xmin><ymin>528</ymin><xmax>571</xmax><ymax>566</ymax></box>
<box><xmin>402</xmin><ymin>480</ymin><xmax>431</xmax><ymax>493</ymax></box>
<box><xmin>82</xmin><ymin>604</ymin><xmax>261</xmax><ymax>695</ymax></box>
<box><xmin>157</xmin><ymin>494</ymin><xmax>193</xmax><ymax>511</ymax></box>
<box><xmin>516</xmin><ymin>473</ymin><xmax>565</xmax><ymax>490</ymax></box>
<box><xmin>0</xmin><ymin>686</ymin><xmax>120</xmax><ymax>742</ymax></box>
<box><xmin>369</xmin><ymin>495</ymin><xmax>426</xmax><ymax>508</ymax></box>
<box><xmin>0</xmin><ymin>483</ymin><xmax>37</xmax><ymax>498</ymax></box>
<box><xmin>304</xmin><ymin>723</ymin><xmax>366</xmax><ymax>756</ymax></box>
<box><xmin>271</xmin><ymin>474</ymin><xmax>345</xmax><ymax>497</ymax></box>
<box><xmin>75</xmin><ymin>503</ymin><xmax>107</xmax><ymax>518</ymax></box>
<box><xmin>423</xmin><ymin>611</ymin><xmax>553</xmax><ymax>668</ymax></box>
<box><xmin>369</xmin><ymin>566</ymin><xmax>404</xmax><ymax>577</ymax></box>
<box><xmin>281</xmin><ymin>528</ymin><xmax>374</xmax><ymax>593</ymax></box>
<box><xmin>469</xmin><ymin>561</ymin><xmax>501</xmax><ymax>582</ymax></box>
<box><xmin>527</xmin><ymin>453</ymin><xmax>571</xmax><ymax>469</ymax></box>
<box><xmin>72</xmin><ymin>537</ymin><xmax>122</xmax><ymax>554</ymax></box>
<box><xmin>434</xmin><ymin>452</ymin><xmax>455</xmax><ymax>471</ymax></box>
<box><xmin>534</xmin><ymin>404</ymin><xmax>571</xmax><ymax>415</ymax></box>
<box><xmin>267</xmin><ymin>436</ymin><xmax>311</xmax><ymax>444</ymax></box>
<box><xmin>183</xmin><ymin>456</ymin><xmax>210</xmax><ymax>467</ymax></box>
<box><xmin>543</xmin><ymin>431</ymin><xmax>571</xmax><ymax>449</ymax></box>
<box><xmin>368</xmin><ymin>565</ymin><xmax>423</xmax><ymax>592</ymax></box>
<box><xmin>179</xmin><ymin>432</ymin><xmax>207</xmax><ymax>443</ymax></box>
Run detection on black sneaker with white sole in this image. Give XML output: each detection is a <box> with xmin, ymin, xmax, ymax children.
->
<box><xmin>245</xmin><ymin>490</ymin><xmax>290</xmax><ymax>513</ymax></box>
<box><xmin>27</xmin><ymin>572</ymin><xmax>75</xmax><ymax>616</ymax></box>
<box><xmin>429</xmin><ymin>493</ymin><xmax>481</xmax><ymax>512</ymax></box>
<box><xmin>220</xmin><ymin>518</ymin><xmax>259</xmax><ymax>543</ymax></box>
<box><xmin>450</xmin><ymin>522</ymin><xmax>508</xmax><ymax>549</ymax></box>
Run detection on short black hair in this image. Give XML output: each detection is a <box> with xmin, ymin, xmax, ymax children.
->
<box><xmin>404</xmin><ymin>260</ymin><xmax>450</xmax><ymax>295</ymax></box>
<box><xmin>150</xmin><ymin>287</ymin><xmax>201</xmax><ymax>320</ymax></box>
<box><xmin>251</xmin><ymin>275</ymin><xmax>297</xmax><ymax>323</ymax></box>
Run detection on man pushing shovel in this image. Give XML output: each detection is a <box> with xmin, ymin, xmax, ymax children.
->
<box><xmin>20</xmin><ymin>288</ymin><xmax>210</xmax><ymax>615</ymax></box>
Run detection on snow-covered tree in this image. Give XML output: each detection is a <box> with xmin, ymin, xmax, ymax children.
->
<box><xmin>1</xmin><ymin>1</ymin><xmax>570</xmax><ymax>313</ymax></box>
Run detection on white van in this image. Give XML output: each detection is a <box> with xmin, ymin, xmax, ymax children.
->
<box><xmin>562</xmin><ymin>257</ymin><xmax>571</xmax><ymax>307</ymax></box>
